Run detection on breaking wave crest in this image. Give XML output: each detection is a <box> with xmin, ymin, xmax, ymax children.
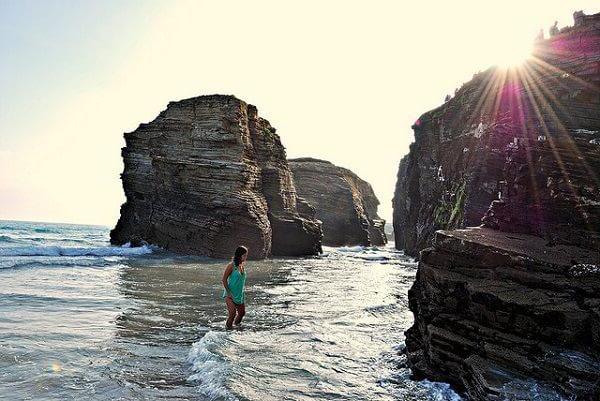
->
<box><xmin>0</xmin><ymin>244</ymin><xmax>154</xmax><ymax>257</ymax></box>
<box><xmin>323</xmin><ymin>244</ymin><xmax>414</xmax><ymax>264</ymax></box>
<box><xmin>187</xmin><ymin>330</ymin><xmax>238</xmax><ymax>401</ymax></box>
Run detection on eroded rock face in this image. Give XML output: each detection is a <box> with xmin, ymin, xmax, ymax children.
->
<box><xmin>110</xmin><ymin>95</ymin><xmax>322</xmax><ymax>259</ymax></box>
<box><xmin>393</xmin><ymin>12</ymin><xmax>600</xmax><ymax>256</ymax></box>
<box><xmin>289</xmin><ymin>158</ymin><xmax>386</xmax><ymax>246</ymax></box>
<box><xmin>402</xmin><ymin>12</ymin><xmax>600</xmax><ymax>400</ymax></box>
<box><xmin>406</xmin><ymin>228</ymin><xmax>600</xmax><ymax>400</ymax></box>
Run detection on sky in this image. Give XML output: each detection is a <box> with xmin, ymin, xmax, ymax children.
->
<box><xmin>1</xmin><ymin>0</ymin><xmax>598</xmax><ymax>226</ymax></box>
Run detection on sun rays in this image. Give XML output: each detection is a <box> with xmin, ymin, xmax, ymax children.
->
<box><xmin>493</xmin><ymin>42</ymin><xmax>534</xmax><ymax>69</ymax></box>
<box><xmin>454</xmin><ymin>34</ymin><xmax>600</xmax><ymax>232</ymax></box>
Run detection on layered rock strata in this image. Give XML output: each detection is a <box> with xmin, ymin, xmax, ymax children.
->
<box><xmin>393</xmin><ymin>12</ymin><xmax>600</xmax><ymax>256</ymax></box>
<box><xmin>407</xmin><ymin>228</ymin><xmax>600</xmax><ymax>400</ymax></box>
<box><xmin>402</xmin><ymin>12</ymin><xmax>600</xmax><ymax>400</ymax></box>
<box><xmin>289</xmin><ymin>158</ymin><xmax>387</xmax><ymax>246</ymax></box>
<box><xmin>110</xmin><ymin>95</ymin><xmax>322</xmax><ymax>259</ymax></box>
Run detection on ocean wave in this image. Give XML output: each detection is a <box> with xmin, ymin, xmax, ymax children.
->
<box><xmin>419</xmin><ymin>380</ymin><xmax>464</xmax><ymax>401</ymax></box>
<box><xmin>376</xmin><ymin>343</ymin><xmax>463</xmax><ymax>401</ymax></box>
<box><xmin>335</xmin><ymin>245</ymin><xmax>366</xmax><ymax>253</ymax></box>
<box><xmin>0</xmin><ymin>234</ymin><xmax>60</xmax><ymax>244</ymax></box>
<box><xmin>32</xmin><ymin>227</ymin><xmax>61</xmax><ymax>234</ymax></box>
<box><xmin>0</xmin><ymin>235</ymin><xmax>20</xmax><ymax>243</ymax></box>
<box><xmin>0</xmin><ymin>257</ymin><xmax>120</xmax><ymax>270</ymax></box>
<box><xmin>0</xmin><ymin>244</ymin><xmax>154</xmax><ymax>257</ymax></box>
<box><xmin>322</xmin><ymin>245</ymin><xmax>409</xmax><ymax>263</ymax></box>
<box><xmin>351</xmin><ymin>253</ymin><xmax>392</xmax><ymax>261</ymax></box>
<box><xmin>322</xmin><ymin>245</ymin><xmax>374</xmax><ymax>255</ymax></box>
<box><xmin>187</xmin><ymin>330</ymin><xmax>238</xmax><ymax>401</ymax></box>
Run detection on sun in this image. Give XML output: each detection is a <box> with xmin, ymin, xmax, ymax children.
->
<box><xmin>493</xmin><ymin>41</ymin><xmax>534</xmax><ymax>69</ymax></box>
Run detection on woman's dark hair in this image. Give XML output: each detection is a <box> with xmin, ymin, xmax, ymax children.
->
<box><xmin>233</xmin><ymin>245</ymin><xmax>248</xmax><ymax>266</ymax></box>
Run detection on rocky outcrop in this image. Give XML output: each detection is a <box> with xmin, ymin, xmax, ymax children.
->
<box><xmin>480</xmin><ymin>13</ymin><xmax>600</xmax><ymax>250</ymax></box>
<box><xmin>401</xmin><ymin>12</ymin><xmax>600</xmax><ymax>400</ymax></box>
<box><xmin>289</xmin><ymin>158</ymin><xmax>386</xmax><ymax>246</ymax></box>
<box><xmin>407</xmin><ymin>228</ymin><xmax>600</xmax><ymax>400</ymax></box>
<box><xmin>392</xmin><ymin>12</ymin><xmax>600</xmax><ymax>256</ymax></box>
<box><xmin>110</xmin><ymin>95</ymin><xmax>322</xmax><ymax>259</ymax></box>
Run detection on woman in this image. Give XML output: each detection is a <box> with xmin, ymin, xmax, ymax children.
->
<box><xmin>222</xmin><ymin>245</ymin><xmax>248</xmax><ymax>329</ymax></box>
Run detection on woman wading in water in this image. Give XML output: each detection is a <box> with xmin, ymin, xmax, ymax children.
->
<box><xmin>222</xmin><ymin>246</ymin><xmax>248</xmax><ymax>329</ymax></box>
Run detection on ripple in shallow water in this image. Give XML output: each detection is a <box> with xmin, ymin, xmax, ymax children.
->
<box><xmin>0</xmin><ymin>221</ymin><xmax>462</xmax><ymax>401</ymax></box>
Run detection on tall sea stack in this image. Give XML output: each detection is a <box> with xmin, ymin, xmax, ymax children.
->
<box><xmin>396</xmin><ymin>12</ymin><xmax>600</xmax><ymax>400</ymax></box>
<box><xmin>289</xmin><ymin>158</ymin><xmax>387</xmax><ymax>246</ymax></box>
<box><xmin>110</xmin><ymin>95</ymin><xmax>322</xmax><ymax>259</ymax></box>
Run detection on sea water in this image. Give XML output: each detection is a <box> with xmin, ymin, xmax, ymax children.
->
<box><xmin>0</xmin><ymin>220</ymin><xmax>461</xmax><ymax>401</ymax></box>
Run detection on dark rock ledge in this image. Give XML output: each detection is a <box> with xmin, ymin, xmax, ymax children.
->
<box><xmin>407</xmin><ymin>227</ymin><xmax>600</xmax><ymax>400</ymax></box>
<box><xmin>400</xmin><ymin>11</ymin><xmax>600</xmax><ymax>400</ymax></box>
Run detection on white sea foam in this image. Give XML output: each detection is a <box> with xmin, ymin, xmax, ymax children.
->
<box><xmin>187</xmin><ymin>330</ymin><xmax>238</xmax><ymax>401</ymax></box>
<box><xmin>420</xmin><ymin>380</ymin><xmax>464</xmax><ymax>401</ymax></box>
<box><xmin>379</xmin><ymin>344</ymin><xmax>463</xmax><ymax>401</ymax></box>
<box><xmin>323</xmin><ymin>244</ymin><xmax>410</xmax><ymax>263</ymax></box>
<box><xmin>0</xmin><ymin>244</ymin><xmax>154</xmax><ymax>257</ymax></box>
<box><xmin>335</xmin><ymin>245</ymin><xmax>366</xmax><ymax>253</ymax></box>
<box><xmin>574</xmin><ymin>128</ymin><xmax>599</xmax><ymax>135</ymax></box>
<box><xmin>0</xmin><ymin>257</ymin><xmax>120</xmax><ymax>270</ymax></box>
<box><xmin>0</xmin><ymin>235</ymin><xmax>20</xmax><ymax>243</ymax></box>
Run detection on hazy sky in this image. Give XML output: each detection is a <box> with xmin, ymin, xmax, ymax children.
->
<box><xmin>1</xmin><ymin>0</ymin><xmax>598</xmax><ymax>226</ymax></box>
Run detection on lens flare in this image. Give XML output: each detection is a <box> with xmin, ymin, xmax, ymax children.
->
<box><xmin>493</xmin><ymin>41</ymin><xmax>533</xmax><ymax>69</ymax></box>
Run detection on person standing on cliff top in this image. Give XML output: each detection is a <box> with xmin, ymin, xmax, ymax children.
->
<box><xmin>222</xmin><ymin>246</ymin><xmax>248</xmax><ymax>329</ymax></box>
<box><xmin>535</xmin><ymin>29</ymin><xmax>544</xmax><ymax>42</ymax></box>
<box><xmin>549</xmin><ymin>20</ymin><xmax>559</xmax><ymax>36</ymax></box>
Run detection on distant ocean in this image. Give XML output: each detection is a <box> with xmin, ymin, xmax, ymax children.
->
<box><xmin>0</xmin><ymin>219</ymin><xmax>461</xmax><ymax>401</ymax></box>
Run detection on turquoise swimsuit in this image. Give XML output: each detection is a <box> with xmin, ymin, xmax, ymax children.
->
<box><xmin>223</xmin><ymin>263</ymin><xmax>246</xmax><ymax>304</ymax></box>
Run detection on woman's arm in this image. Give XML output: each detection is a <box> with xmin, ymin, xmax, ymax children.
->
<box><xmin>222</xmin><ymin>262</ymin><xmax>234</xmax><ymax>296</ymax></box>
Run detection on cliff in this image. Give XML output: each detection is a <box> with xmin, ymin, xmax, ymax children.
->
<box><xmin>407</xmin><ymin>228</ymin><xmax>600</xmax><ymax>399</ymax></box>
<box><xmin>289</xmin><ymin>158</ymin><xmax>387</xmax><ymax>246</ymax></box>
<box><xmin>110</xmin><ymin>95</ymin><xmax>322</xmax><ymax>259</ymax></box>
<box><xmin>393</xmin><ymin>13</ymin><xmax>600</xmax><ymax>256</ymax></box>
<box><xmin>400</xmin><ymin>12</ymin><xmax>600</xmax><ymax>400</ymax></box>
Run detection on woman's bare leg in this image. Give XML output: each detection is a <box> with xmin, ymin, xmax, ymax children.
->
<box><xmin>234</xmin><ymin>303</ymin><xmax>245</xmax><ymax>325</ymax></box>
<box><xmin>225</xmin><ymin>297</ymin><xmax>236</xmax><ymax>329</ymax></box>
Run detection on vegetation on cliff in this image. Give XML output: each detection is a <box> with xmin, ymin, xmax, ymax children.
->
<box><xmin>398</xmin><ymin>11</ymin><xmax>600</xmax><ymax>400</ymax></box>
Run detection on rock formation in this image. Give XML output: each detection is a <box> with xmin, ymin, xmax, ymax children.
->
<box><xmin>289</xmin><ymin>158</ymin><xmax>387</xmax><ymax>246</ymax></box>
<box><xmin>407</xmin><ymin>228</ymin><xmax>600</xmax><ymax>400</ymax></box>
<box><xmin>110</xmin><ymin>95</ymin><xmax>322</xmax><ymax>259</ymax></box>
<box><xmin>393</xmin><ymin>12</ymin><xmax>600</xmax><ymax>256</ymax></box>
<box><xmin>398</xmin><ymin>12</ymin><xmax>600</xmax><ymax>400</ymax></box>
